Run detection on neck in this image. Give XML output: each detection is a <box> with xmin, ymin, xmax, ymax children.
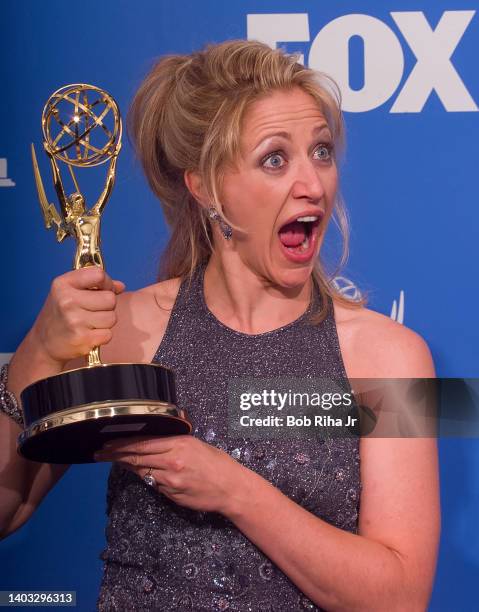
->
<box><xmin>203</xmin><ymin>254</ymin><xmax>313</xmax><ymax>335</ymax></box>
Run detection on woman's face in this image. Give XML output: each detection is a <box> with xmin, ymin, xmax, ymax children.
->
<box><xmin>220</xmin><ymin>87</ymin><xmax>338</xmax><ymax>289</ymax></box>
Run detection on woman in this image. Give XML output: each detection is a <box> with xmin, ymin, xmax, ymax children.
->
<box><xmin>1</xmin><ymin>41</ymin><xmax>439</xmax><ymax>610</ymax></box>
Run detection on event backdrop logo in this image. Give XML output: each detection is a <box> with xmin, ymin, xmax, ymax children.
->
<box><xmin>247</xmin><ymin>10</ymin><xmax>477</xmax><ymax>113</ymax></box>
<box><xmin>390</xmin><ymin>290</ymin><xmax>405</xmax><ymax>324</ymax></box>
<box><xmin>332</xmin><ymin>277</ymin><xmax>405</xmax><ymax>324</ymax></box>
<box><xmin>0</xmin><ymin>158</ymin><xmax>15</xmax><ymax>187</ymax></box>
<box><xmin>332</xmin><ymin>276</ymin><xmax>363</xmax><ymax>302</ymax></box>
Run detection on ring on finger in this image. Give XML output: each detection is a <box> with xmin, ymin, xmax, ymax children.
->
<box><xmin>143</xmin><ymin>466</ymin><xmax>157</xmax><ymax>488</ymax></box>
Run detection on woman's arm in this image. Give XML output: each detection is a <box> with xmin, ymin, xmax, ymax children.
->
<box><xmin>223</xmin><ymin>320</ymin><xmax>440</xmax><ymax>611</ymax></box>
<box><xmin>0</xmin><ymin>331</ymin><xmax>70</xmax><ymax>538</ymax></box>
<box><xmin>0</xmin><ymin>268</ymin><xmax>129</xmax><ymax>537</ymax></box>
<box><xmin>224</xmin><ymin>437</ymin><xmax>438</xmax><ymax>612</ymax></box>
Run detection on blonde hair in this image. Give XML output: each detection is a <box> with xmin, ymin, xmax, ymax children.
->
<box><xmin>128</xmin><ymin>39</ymin><xmax>364</xmax><ymax>321</ymax></box>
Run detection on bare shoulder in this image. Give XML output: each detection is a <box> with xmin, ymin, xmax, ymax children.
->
<box><xmin>333</xmin><ymin>301</ymin><xmax>435</xmax><ymax>378</ymax></box>
<box><xmin>134</xmin><ymin>277</ymin><xmax>182</xmax><ymax>313</ymax></box>
<box><xmin>102</xmin><ymin>277</ymin><xmax>182</xmax><ymax>364</ymax></box>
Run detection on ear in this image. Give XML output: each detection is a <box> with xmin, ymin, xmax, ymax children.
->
<box><xmin>184</xmin><ymin>170</ymin><xmax>209</xmax><ymax>209</ymax></box>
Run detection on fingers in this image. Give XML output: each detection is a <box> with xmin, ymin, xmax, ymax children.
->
<box><xmin>94</xmin><ymin>437</ymin><xmax>190</xmax><ymax>475</ymax></box>
<box><xmin>88</xmin><ymin>328</ymin><xmax>113</xmax><ymax>347</ymax></box>
<box><xmin>32</xmin><ymin>268</ymin><xmax>126</xmax><ymax>364</ymax></box>
<box><xmin>84</xmin><ymin>310</ymin><xmax>117</xmax><ymax>329</ymax></box>
<box><xmin>59</xmin><ymin>267</ymin><xmax>125</xmax><ymax>293</ymax></box>
<box><xmin>98</xmin><ymin>453</ymin><xmax>170</xmax><ymax>470</ymax></box>
<box><xmin>94</xmin><ymin>452</ymin><xmax>184</xmax><ymax>494</ymax></box>
<box><xmin>73</xmin><ymin>290</ymin><xmax>117</xmax><ymax>312</ymax></box>
<box><xmin>112</xmin><ymin>279</ymin><xmax>126</xmax><ymax>294</ymax></box>
<box><xmin>51</xmin><ymin>270</ymin><xmax>125</xmax><ymax>314</ymax></box>
<box><xmin>138</xmin><ymin>466</ymin><xmax>182</xmax><ymax>494</ymax></box>
<box><xmin>126</xmin><ymin>464</ymin><xmax>184</xmax><ymax>496</ymax></box>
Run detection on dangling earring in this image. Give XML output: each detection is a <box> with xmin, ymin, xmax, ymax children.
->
<box><xmin>208</xmin><ymin>206</ymin><xmax>232</xmax><ymax>240</ymax></box>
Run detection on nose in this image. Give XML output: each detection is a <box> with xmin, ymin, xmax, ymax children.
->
<box><xmin>290</xmin><ymin>159</ymin><xmax>325</xmax><ymax>204</ymax></box>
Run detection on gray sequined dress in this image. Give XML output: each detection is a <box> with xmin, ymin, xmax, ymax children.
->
<box><xmin>97</xmin><ymin>265</ymin><xmax>361</xmax><ymax>611</ymax></box>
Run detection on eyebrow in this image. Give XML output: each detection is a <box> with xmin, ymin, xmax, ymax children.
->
<box><xmin>251</xmin><ymin>124</ymin><xmax>330</xmax><ymax>152</ymax></box>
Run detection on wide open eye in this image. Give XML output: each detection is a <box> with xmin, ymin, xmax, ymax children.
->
<box><xmin>262</xmin><ymin>151</ymin><xmax>286</xmax><ymax>170</ymax></box>
<box><xmin>313</xmin><ymin>144</ymin><xmax>333</xmax><ymax>161</ymax></box>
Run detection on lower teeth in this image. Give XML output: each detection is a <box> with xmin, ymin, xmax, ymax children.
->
<box><xmin>285</xmin><ymin>237</ymin><xmax>310</xmax><ymax>253</ymax></box>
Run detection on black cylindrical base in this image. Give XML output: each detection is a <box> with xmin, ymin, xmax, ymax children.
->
<box><xmin>17</xmin><ymin>363</ymin><xmax>191</xmax><ymax>464</ymax></box>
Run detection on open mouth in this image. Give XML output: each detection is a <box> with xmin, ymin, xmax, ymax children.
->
<box><xmin>278</xmin><ymin>215</ymin><xmax>322</xmax><ymax>262</ymax></box>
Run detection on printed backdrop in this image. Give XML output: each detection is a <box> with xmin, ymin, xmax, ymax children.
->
<box><xmin>1</xmin><ymin>1</ymin><xmax>478</xmax><ymax>610</ymax></box>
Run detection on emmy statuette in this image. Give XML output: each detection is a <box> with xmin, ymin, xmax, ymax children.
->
<box><xmin>18</xmin><ymin>84</ymin><xmax>191</xmax><ymax>464</ymax></box>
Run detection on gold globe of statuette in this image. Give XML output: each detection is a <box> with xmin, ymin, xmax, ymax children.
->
<box><xmin>42</xmin><ymin>83</ymin><xmax>121</xmax><ymax>167</ymax></box>
<box><xmin>31</xmin><ymin>83</ymin><xmax>124</xmax><ymax>345</ymax></box>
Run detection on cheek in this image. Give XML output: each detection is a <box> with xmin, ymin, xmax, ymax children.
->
<box><xmin>317</xmin><ymin>169</ymin><xmax>338</xmax><ymax>218</ymax></box>
<box><xmin>223</xmin><ymin>177</ymin><xmax>282</xmax><ymax>232</ymax></box>
<box><xmin>327</xmin><ymin>166</ymin><xmax>339</xmax><ymax>199</ymax></box>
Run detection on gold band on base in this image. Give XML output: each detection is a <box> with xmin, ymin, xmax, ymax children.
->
<box><xmin>17</xmin><ymin>399</ymin><xmax>192</xmax><ymax>463</ymax></box>
<box><xmin>18</xmin><ymin>399</ymin><xmax>188</xmax><ymax>445</ymax></box>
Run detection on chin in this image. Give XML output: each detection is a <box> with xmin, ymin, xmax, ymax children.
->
<box><xmin>273</xmin><ymin>264</ymin><xmax>315</xmax><ymax>291</ymax></box>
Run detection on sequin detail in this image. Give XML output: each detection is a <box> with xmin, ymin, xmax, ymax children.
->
<box><xmin>183</xmin><ymin>563</ymin><xmax>199</xmax><ymax>580</ymax></box>
<box><xmin>97</xmin><ymin>264</ymin><xmax>361</xmax><ymax>612</ymax></box>
<box><xmin>259</xmin><ymin>561</ymin><xmax>274</xmax><ymax>581</ymax></box>
<box><xmin>294</xmin><ymin>452</ymin><xmax>310</xmax><ymax>465</ymax></box>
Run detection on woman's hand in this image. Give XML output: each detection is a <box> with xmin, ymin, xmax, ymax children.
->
<box><xmin>94</xmin><ymin>435</ymin><xmax>247</xmax><ymax>515</ymax></box>
<box><xmin>31</xmin><ymin>267</ymin><xmax>125</xmax><ymax>366</ymax></box>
